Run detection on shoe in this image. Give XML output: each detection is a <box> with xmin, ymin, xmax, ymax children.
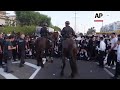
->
<box><xmin>105</xmin><ymin>65</ymin><xmax>111</xmax><ymax>68</ymax></box>
<box><xmin>5</xmin><ymin>70</ymin><xmax>14</xmax><ymax>73</ymax></box>
<box><xmin>112</xmin><ymin>67</ymin><xmax>116</xmax><ymax>70</ymax></box>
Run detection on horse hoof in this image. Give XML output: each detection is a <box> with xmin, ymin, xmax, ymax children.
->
<box><xmin>41</xmin><ymin>64</ymin><xmax>44</xmax><ymax>68</ymax></box>
<box><xmin>61</xmin><ymin>65</ymin><xmax>63</xmax><ymax>69</ymax></box>
<box><xmin>60</xmin><ymin>72</ymin><xmax>64</xmax><ymax>76</ymax></box>
<box><xmin>51</xmin><ymin>60</ymin><xmax>53</xmax><ymax>63</ymax></box>
<box><xmin>46</xmin><ymin>59</ymin><xmax>48</xmax><ymax>62</ymax></box>
<box><xmin>37</xmin><ymin>64</ymin><xmax>40</xmax><ymax>66</ymax></box>
<box><xmin>69</xmin><ymin>73</ymin><xmax>75</xmax><ymax>78</ymax></box>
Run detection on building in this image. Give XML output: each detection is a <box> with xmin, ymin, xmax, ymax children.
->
<box><xmin>0</xmin><ymin>11</ymin><xmax>16</xmax><ymax>26</ymax></box>
<box><xmin>100</xmin><ymin>21</ymin><xmax>120</xmax><ymax>32</ymax></box>
<box><xmin>0</xmin><ymin>11</ymin><xmax>6</xmax><ymax>26</ymax></box>
<box><xmin>6</xmin><ymin>15</ymin><xmax>16</xmax><ymax>26</ymax></box>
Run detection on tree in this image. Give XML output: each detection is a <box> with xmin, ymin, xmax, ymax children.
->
<box><xmin>15</xmin><ymin>11</ymin><xmax>52</xmax><ymax>26</ymax></box>
<box><xmin>87</xmin><ymin>27</ymin><xmax>96</xmax><ymax>35</ymax></box>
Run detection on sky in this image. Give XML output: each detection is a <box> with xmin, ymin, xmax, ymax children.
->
<box><xmin>6</xmin><ymin>11</ymin><xmax>120</xmax><ymax>33</ymax></box>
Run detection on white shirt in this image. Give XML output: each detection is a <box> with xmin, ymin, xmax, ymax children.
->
<box><xmin>98</xmin><ymin>40</ymin><xmax>106</xmax><ymax>51</ymax></box>
<box><xmin>111</xmin><ymin>37</ymin><xmax>118</xmax><ymax>50</ymax></box>
<box><xmin>117</xmin><ymin>44</ymin><xmax>120</xmax><ymax>62</ymax></box>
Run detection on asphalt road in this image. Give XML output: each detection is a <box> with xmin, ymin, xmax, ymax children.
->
<box><xmin>0</xmin><ymin>58</ymin><xmax>116</xmax><ymax>79</ymax></box>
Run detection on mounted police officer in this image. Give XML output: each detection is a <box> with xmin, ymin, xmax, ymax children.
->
<box><xmin>60</xmin><ymin>21</ymin><xmax>77</xmax><ymax>49</ymax></box>
<box><xmin>39</xmin><ymin>23</ymin><xmax>51</xmax><ymax>58</ymax></box>
<box><xmin>40</xmin><ymin>23</ymin><xmax>50</xmax><ymax>38</ymax></box>
<box><xmin>61</xmin><ymin>21</ymin><xmax>77</xmax><ymax>40</ymax></box>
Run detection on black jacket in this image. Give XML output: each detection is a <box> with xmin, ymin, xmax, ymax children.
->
<box><xmin>40</xmin><ymin>27</ymin><xmax>49</xmax><ymax>37</ymax></box>
<box><xmin>61</xmin><ymin>26</ymin><xmax>76</xmax><ymax>38</ymax></box>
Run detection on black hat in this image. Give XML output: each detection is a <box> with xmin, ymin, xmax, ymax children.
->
<box><xmin>5</xmin><ymin>36</ymin><xmax>9</xmax><ymax>39</ymax></box>
<box><xmin>43</xmin><ymin>23</ymin><xmax>48</xmax><ymax>26</ymax></box>
<box><xmin>65</xmin><ymin>21</ymin><xmax>70</xmax><ymax>24</ymax></box>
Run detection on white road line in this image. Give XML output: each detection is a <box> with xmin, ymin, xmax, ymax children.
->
<box><xmin>12</xmin><ymin>61</ymin><xmax>20</xmax><ymax>64</ymax></box>
<box><xmin>0</xmin><ymin>68</ymin><xmax>18</xmax><ymax>79</ymax></box>
<box><xmin>29</xmin><ymin>59</ymin><xmax>46</xmax><ymax>79</ymax></box>
<box><xmin>95</xmin><ymin>62</ymin><xmax>114</xmax><ymax>77</ymax></box>
<box><xmin>1</xmin><ymin>58</ymin><xmax>47</xmax><ymax>79</ymax></box>
<box><xmin>104</xmin><ymin>68</ymin><xmax>114</xmax><ymax>77</ymax></box>
<box><xmin>25</xmin><ymin>62</ymin><xmax>38</xmax><ymax>69</ymax></box>
<box><xmin>29</xmin><ymin>68</ymin><xmax>41</xmax><ymax>79</ymax></box>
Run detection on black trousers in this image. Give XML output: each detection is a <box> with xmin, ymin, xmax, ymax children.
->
<box><xmin>114</xmin><ymin>62</ymin><xmax>120</xmax><ymax>77</ymax></box>
<box><xmin>98</xmin><ymin>51</ymin><xmax>105</xmax><ymax>67</ymax></box>
<box><xmin>107</xmin><ymin>50</ymin><xmax>117</xmax><ymax>66</ymax></box>
<box><xmin>3</xmin><ymin>54</ymin><xmax>12</xmax><ymax>72</ymax></box>
<box><xmin>18</xmin><ymin>50</ymin><xmax>25</xmax><ymax>65</ymax></box>
<box><xmin>0</xmin><ymin>53</ymin><xmax>3</xmax><ymax>66</ymax></box>
<box><xmin>12</xmin><ymin>50</ymin><xmax>17</xmax><ymax>61</ymax></box>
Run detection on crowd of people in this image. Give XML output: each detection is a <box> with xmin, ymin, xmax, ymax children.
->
<box><xmin>75</xmin><ymin>33</ymin><xmax>120</xmax><ymax>79</ymax></box>
<box><xmin>0</xmin><ymin>21</ymin><xmax>120</xmax><ymax>79</ymax></box>
<box><xmin>0</xmin><ymin>33</ymin><xmax>36</xmax><ymax>73</ymax></box>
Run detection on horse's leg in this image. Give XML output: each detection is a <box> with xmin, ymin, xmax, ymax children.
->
<box><xmin>60</xmin><ymin>52</ymin><xmax>66</xmax><ymax>76</ymax></box>
<box><xmin>36</xmin><ymin>51</ymin><xmax>40</xmax><ymax>66</ymax></box>
<box><xmin>69</xmin><ymin>49</ymin><xmax>78</xmax><ymax>78</ymax></box>
<box><xmin>45</xmin><ymin>48</ymin><xmax>49</xmax><ymax>62</ymax></box>
<box><xmin>50</xmin><ymin>45</ymin><xmax>54</xmax><ymax>63</ymax></box>
<box><xmin>39</xmin><ymin>51</ymin><xmax>44</xmax><ymax>68</ymax></box>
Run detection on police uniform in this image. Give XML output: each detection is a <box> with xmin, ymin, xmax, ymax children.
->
<box><xmin>11</xmin><ymin>39</ymin><xmax>17</xmax><ymax>61</ymax></box>
<box><xmin>40</xmin><ymin>27</ymin><xmax>49</xmax><ymax>37</ymax></box>
<box><xmin>0</xmin><ymin>38</ymin><xmax>4</xmax><ymax>66</ymax></box>
<box><xmin>60</xmin><ymin>21</ymin><xmax>76</xmax><ymax>53</ymax></box>
<box><xmin>17</xmin><ymin>38</ymin><xmax>26</xmax><ymax>67</ymax></box>
<box><xmin>61</xmin><ymin>26</ymin><xmax>76</xmax><ymax>39</ymax></box>
<box><xmin>3</xmin><ymin>37</ymin><xmax>13</xmax><ymax>73</ymax></box>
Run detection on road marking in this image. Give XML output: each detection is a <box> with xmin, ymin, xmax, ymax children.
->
<box><xmin>104</xmin><ymin>68</ymin><xmax>114</xmax><ymax>77</ymax></box>
<box><xmin>0</xmin><ymin>68</ymin><xmax>18</xmax><ymax>79</ymax></box>
<box><xmin>1</xmin><ymin>58</ymin><xmax>46</xmax><ymax>79</ymax></box>
<box><xmin>29</xmin><ymin>68</ymin><xmax>41</xmax><ymax>79</ymax></box>
<box><xmin>29</xmin><ymin>59</ymin><xmax>46</xmax><ymax>79</ymax></box>
<box><xmin>25</xmin><ymin>62</ymin><xmax>38</xmax><ymax>69</ymax></box>
<box><xmin>95</xmin><ymin>62</ymin><xmax>114</xmax><ymax>77</ymax></box>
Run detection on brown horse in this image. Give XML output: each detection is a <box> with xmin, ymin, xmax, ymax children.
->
<box><xmin>35</xmin><ymin>33</ymin><xmax>55</xmax><ymax>67</ymax></box>
<box><xmin>61</xmin><ymin>37</ymin><xmax>78</xmax><ymax>78</ymax></box>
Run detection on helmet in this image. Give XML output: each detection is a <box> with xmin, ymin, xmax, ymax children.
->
<box><xmin>43</xmin><ymin>23</ymin><xmax>48</xmax><ymax>26</ymax></box>
<box><xmin>65</xmin><ymin>21</ymin><xmax>70</xmax><ymax>24</ymax></box>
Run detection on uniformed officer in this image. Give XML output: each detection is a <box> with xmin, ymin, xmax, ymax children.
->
<box><xmin>40</xmin><ymin>23</ymin><xmax>50</xmax><ymax>38</ymax></box>
<box><xmin>4</xmin><ymin>35</ymin><xmax>16</xmax><ymax>73</ymax></box>
<box><xmin>40</xmin><ymin>23</ymin><xmax>51</xmax><ymax>57</ymax></box>
<box><xmin>61</xmin><ymin>21</ymin><xmax>76</xmax><ymax>39</ymax></box>
<box><xmin>11</xmin><ymin>36</ymin><xmax>17</xmax><ymax>61</ymax></box>
<box><xmin>17</xmin><ymin>34</ymin><xmax>27</xmax><ymax>67</ymax></box>
<box><xmin>0</xmin><ymin>33</ymin><xmax>5</xmax><ymax>67</ymax></box>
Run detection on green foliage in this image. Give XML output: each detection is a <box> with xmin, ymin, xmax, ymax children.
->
<box><xmin>15</xmin><ymin>11</ymin><xmax>52</xmax><ymax>26</ymax></box>
<box><xmin>2</xmin><ymin>26</ymin><xmax>36</xmax><ymax>34</ymax></box>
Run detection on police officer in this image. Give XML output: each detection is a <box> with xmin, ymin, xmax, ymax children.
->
<box><xmin>0</xmin><ymin>33</ymin><xmax>5</xmax><ymax>67</ymax></box>
<box><xmin>17</xmin><ymin>34</ymin><xmax>27</xmax><ymax>67</ymax></box>
<box><xmin>40</xmin><ymin>23</ymin><xmax>50</xmax><ymax>57</ymax></box>
<box><xmin>61</xmin><ymin>21</ymin><xmax>76</xmax><ymax>39</ymax></box>
<box><xmin>4</xmin><ymin>35</ymin><xmax>16</xmax><ymax>73</ymax></box>
<box><xmin>60</xmin><ymin>21</ymin><xmax>77</xmax><ymax>50</ymax></box>
<box><xmin>11</xmin><ymin>36</ymin><xmax>17</xmax><ymax>61</ymax></box>
<box><xmin>40</xmin><ymin>23</ymin><xmax>50</xmax><ymax>38</ymax></box>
